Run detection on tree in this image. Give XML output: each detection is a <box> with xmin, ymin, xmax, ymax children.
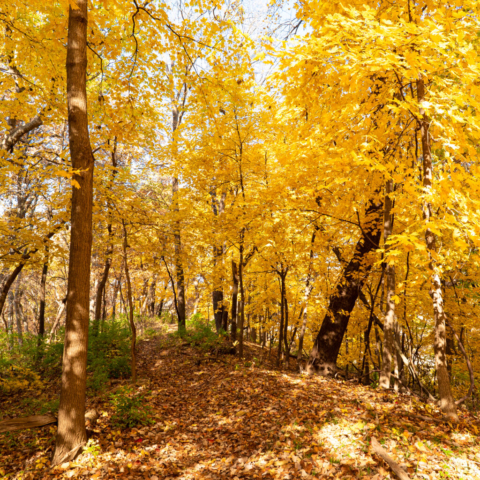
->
<box><xmin>52</xmin><ymin>0</ymin><xmax>95</xmax><ymax>465</ymax></box>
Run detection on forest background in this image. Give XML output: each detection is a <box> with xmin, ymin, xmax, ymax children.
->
<box><xmin>2</xmin><ymin>0</ymin><xmax>480</xmax><ymax>473</ymax></box>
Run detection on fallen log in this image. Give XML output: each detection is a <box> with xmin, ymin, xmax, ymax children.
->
<box><xmin>0</xmin><ymin>415</ymin><xmax>57</xmax><ymax>433</ymax></box>
<box><xmin>371</xmin><ymin>437</ymin><xmax>411</xmax><ymax>480</ymax></box>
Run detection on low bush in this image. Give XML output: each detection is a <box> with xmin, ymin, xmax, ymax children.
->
<box><xmin>110</xmin><ymin>387</ymin><xmax>154</xmax><ymax>429</ymax></box>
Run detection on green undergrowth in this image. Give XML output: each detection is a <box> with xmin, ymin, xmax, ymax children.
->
<box><xmin>0</xmin><ymin>319</ymin><xmax>132</xmax><ymax>398</ymax></box>
<box><xmin>173</xmin><ymin>315</ymin><xmax>230</xmax><ymax>352</ymax></box>
<box><xmin>110</xmin><ymin>386</ymin><xmax>154</xmax><ymax>428</ymax></box>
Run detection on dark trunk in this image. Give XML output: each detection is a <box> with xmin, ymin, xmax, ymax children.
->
<box><xmin>231</xmin><ymin>260</ymin><xmax>238</xmax><ymax>343</ymax></box>
<box><xmin>93</xmin><ymin>225</ymin><xmax>113</xmax><ymax>333</ymax></box>
<box><xmin>307</xmin><ymin>194</ymin><xmax>383</xmax><ymax>375</ymax></box>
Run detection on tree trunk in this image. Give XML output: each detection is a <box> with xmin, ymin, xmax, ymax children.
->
<box><xmin>93</xmin><ymin>225</ymin><xmax>113</xmax><ymax>333</ymax></box>
<box><xmin>148</xmin><ymin>279</ymin><xmax>156</xmax><ymax>318</ymax></box>
<box><xmin>172</xmin><ymin>177</ymin><xmax>186</xmax><ymax>332</ymax></box>
<box><xmin>277</xmin><ymin>273</ymin><xmax>286</xmax><ymax>367</ymax></box>
<box><xmin>231</xmin><ymin>260</ymin><xmax>238</xmax><ymax>343</ymax></box>
<box><xmin>0</xmin><ymin>263</ymin><xmax>26</xmax><ymax>317</ymax></box>
<box><xmin>297</xmin><ymin>231</ymin><xmax>316</xmax><ymax>366</ymax></box>
<box><xmin>14</xmin><ymin>284</ymin><xmax>24</xmax><ymax>345</ymax></box>
<box><xmin>38</xmin><ymin>259</ymin><xmax>48</xmax><ymax>339</ymax></box>
<box><xmin>379</xmin><ymin>178</ymin><xmax>396</xmax><ymax>389</ymax></box>
<box><xmin>238</xmin><ymin>246</ymin><xmax>245</xmax><ymax>357</ymax></box>
<box><xmin>52</xmin><ymin>0</ymin><xmax>94</xmax><ymax>465</ymax></box>
<box><xmin>123</xmin><ymin>222</ymin><xmax>137</xmax><ymax>384</ymax></box>
<box><xmin>307</xmin><ymin>194</ymin><xmax>383</xmax><ymax>375</ymax></box>
<box><xmin>417</xmin><ymin>77</ymin><xmax>458</xmax><ymax>422</ymax></box>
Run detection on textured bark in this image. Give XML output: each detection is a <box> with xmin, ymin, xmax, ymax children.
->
<box><xmin>53</xmin><ymin>0</ymin><xmax>94</xmax><ymax>465</ymax></box>
<box><xmin>307</xmin><ymin>194</ymin><xmax>383</xmax><ymax>375</ymax></box>
<box><xmin>417</xmin><ymin>77</ymin><xmax>458</xmax><ymax>422</ymax></box>
<box><xmin>380</xmin><ymin>179</ymin><xmax>396</xmax><ymax>389</ymax></box>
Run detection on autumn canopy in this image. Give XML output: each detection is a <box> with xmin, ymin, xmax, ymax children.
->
<box><xmin>1</xmin><ymin>0</ymin><xmax>480</xmax><ymax>476</ymax></box>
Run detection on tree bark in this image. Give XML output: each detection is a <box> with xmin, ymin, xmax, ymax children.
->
<box><xmin>297</xmin><ymin>231</ymin><xmax>316</xmax><ymax>366</ymax></box>
<box><xmin>38</xmin><ymin>258</ymin><xmax>48</xmax><ymax>339</ymax></box>
<box><xmin>238</xmin><ymin>245</ymin><xmax>245</xmax><ymax>357</ymax></box>
<box><xmin>123</xmin><ymin>222</ymin><xmax>137</xmax><ymax>384</ymax></box>
<box><xmin>231</xmin><ymin>260</ymin><xmax>239</xmax><ymax>343</ymax></box>
<box><xmin>93</xmin><ymin>225</ymin><xmax>113</xmax><ymax>332</ymax></box>
<box><xmin>379</xmin><ymin>178</ymin><xmax>396</xmax><ymax>389</ymax></box>
<box><xmin>417</xmin><ymin>77</ymin><xmax>458</xmax><ymax>422</ymax></box>
<box><xmin>52</xmin><ymin>0</ymin><xmax>95</xmax><ymax>465</ymax></box>
<box><xmin>0</xmin><ymin>263</ymin><xmax>25</xmax><ymax>317</ymax></box>
<box><xmin>172</xmin><ymin>177</ymin><xmax>186</xmax><ymax>332</ymax></box>
<box><xmin>307</xmin><ymin>193</ymin><xmax>383</xmax><ymax>375</ymax></box>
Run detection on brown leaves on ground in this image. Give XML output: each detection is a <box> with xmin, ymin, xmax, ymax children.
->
<box><xmin>1</xmin><ymin>334</ymin><xmax>480</xmax><ymax>480</ymax></box>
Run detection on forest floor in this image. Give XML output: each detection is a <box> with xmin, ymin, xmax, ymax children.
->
<box><xmin>1</xmin><ymin>327</ymin><xmax>480</xmax><ymax>480</ymax></box>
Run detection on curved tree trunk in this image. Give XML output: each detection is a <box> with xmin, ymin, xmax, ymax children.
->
<box><xmin>52</xmin><ymin>0</ymin><xmax>94</xmax><ymax>465</ymax></box>
<box><xmin>307</xmin><ymin>193</ymin><xmax>383</xmax><ymax>375</ymax></box>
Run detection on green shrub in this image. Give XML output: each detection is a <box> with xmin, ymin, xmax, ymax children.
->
<box><xmin>88</xmin><ymin>321</ymin><xmax>131</xmax><ymax>382</ymax></box>
<box><xmin>176</xmin><ymin>316</ymin><xmax>226</xmax><ymax>351</ymax></box>
<box><xmin>110</xmin><ymin>387</ymin><xmax>154</xmax><ymax>429</ymax></box>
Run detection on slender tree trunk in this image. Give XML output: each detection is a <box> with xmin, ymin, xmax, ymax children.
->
<box><xmin>123</xmin><ymin>222</ymin><xmax>137</xmax><ymax>384</ymax></box>
<box><xmin>238</xmin><ymin>246</ymin><xmax>245</xmax><ymax>357</ymax></box>
<box><xmin>231</xmin><ymin>260</ymin><xmax>238</xmax><ymax>343</ymax></box>
<box><xmin>277</xmin><ymin>273</ymin><xmax>286</xmax><ymax>367</ymax></box>
<box><xmin>53</xmin><ymin>0</ymin><xmax>94</xmax><ymax>465</ymax></box>
<box><xmin>298</xmin><ymin>231</ymin><xmax>316</xmax><ymax>366</ymax></box>
<box><xmin>417</xmin><ymin>77</ymin><xmax>458</xmax><ymax>422</ymax></box>
<box><xmin>38</xmin><ymin>257</ymin><xmax>48</xmax><ymax>339</ymax></box>
<box><xmin>172</xmin><ymin>177</ymin><xmax>186</xmax><ymax>331</ymax></box>
<box><xmin>147</xmin><ymin>278</ymin><xmax>156</xmax><ymax>318</ymax></box>
<box><xmin>380</xmin><ymin>179</ymin><xmax>396</xmax><ymax>389</ymax></box>
<box><xmin>49</xmin><ymin>297</ymin><xmax>67</xmax><ymax>341</ymax></box>
<box><xmin>14</xmin><ymin>284</ymin><xmax>24</xmax><ymax>345</ymax></box>
<box><xmin>93</xmin><ymin>225</ymin><xmax>113</xmax><ymax>333</ymax></box>
<box><xmin>307</xmin><ymin>194</ymin><xmax>383</xmax><ymax>375</ymax></box>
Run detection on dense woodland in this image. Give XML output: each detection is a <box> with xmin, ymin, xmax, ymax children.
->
<box><xmin>2</xmin><ymin>0</ymin><xmax>480</xmax><ymax>478</ymax></box>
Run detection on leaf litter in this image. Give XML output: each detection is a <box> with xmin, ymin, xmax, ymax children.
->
<box><xmin>1</xmin><ymin>331</ymin><xmax>480</xmax><ymax>480</ymax></box>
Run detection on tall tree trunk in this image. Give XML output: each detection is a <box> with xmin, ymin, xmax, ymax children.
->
<box><xmin>172</xmin><ymin>177</ymin><xmax>186</xmax><ymax>332</ymax></box>
<box><xmin>52</xmin><ymin>0</ymin><xmax>94</xmax><ymax>465</ymax></box>
<box><xmin>123</xmin><ymin>222</ymin><xmax>137</xmax><ymax>384</ymax></box>
<box><xmin>211</xmin><ymin>190</ymin><xmax>226</xmax><ymax>333</ymax></box>
<box><xmin>307</xmin><ymin>193</ymin><xmax>383</xmax><ymax>375</ymax></box>
<box><xmin>417</xmin><ymin>77</ymin><xmax>458</xmax><ymax>422</ymax></box>
<box><xmin>238</xmin><ymin>245</ymin><xmax>245</xmax><ymax>357</ymax></box>
<box><xmin>297</xmin><ymin>231</ymin><xmax>316</xmax><ymax>366</ymax></box>
<box><xmin>212</xmin><ymin>245</ymin><xmax>224</xmax><ymax>333</ymax></box>
<box><xmin>231</xmin><ymin>260</ymin><xmax>239</xmax><ymax>343</ymax></box>
<box><xmin>277</xmin><ymin>270</ymin><xmax>286</xmax><ymax>367</ymax></box>
<box><xmin>38</xmin><ymin>258</ymin><xmax>48</xmax><ymax>339</ymax></box>
<box><xmin>379</xmin><ymin>179</ymin><xmax>396</xmax><ymax>389</ymax></box>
